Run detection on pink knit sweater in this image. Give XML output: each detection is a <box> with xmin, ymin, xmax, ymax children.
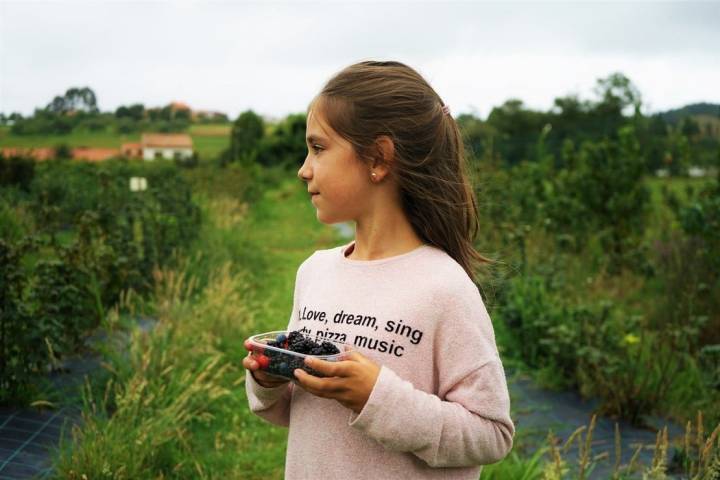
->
<box><xmin>245</xmin><ymin>241</ymin><xmax>514</xmax><ymax>479</ymax></box>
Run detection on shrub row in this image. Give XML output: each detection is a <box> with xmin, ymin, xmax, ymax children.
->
<box><xmin>0</xmin><ymin>158</ymin><xmax>201</xmax><ymax>404</ymax></box>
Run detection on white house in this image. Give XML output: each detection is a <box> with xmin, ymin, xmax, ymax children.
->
<box><xmin>140</xmin><ymin>133</ymin><xmax>193</xmax><ymax>161</ymax></box>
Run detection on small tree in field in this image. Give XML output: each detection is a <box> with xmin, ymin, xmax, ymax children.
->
<box><xmin>228</xmin><ymin>110</ymin><xmax>265</xmax><ymax>167</ymax></box>
<box><xmin>545</xmin><ymin>126</ymin><xmax>650</xmax><ymax>272</ymax></box>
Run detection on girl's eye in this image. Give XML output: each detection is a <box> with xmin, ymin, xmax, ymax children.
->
<box><xmin>311</xmin><ymin>144</ymin><xmax>323</xmax><ymax>154</ymax></box>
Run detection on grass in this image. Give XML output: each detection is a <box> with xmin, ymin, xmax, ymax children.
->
<box><xmin>0</xmin><ymin>128</ymin><xmax>139</xmax><ymax>149</ymax></box>
<box><xmin>43</xmin><ymin>170</ymin><xmax>345</xmax><ymax>479</ymax></box>
<box><xmin>644</xmin><ymin>175</ymin><xmax>714</xmax><ymax>238</ymax></box>
<box><xmin>482</xmin><ymin>413</ymin><xmax>720</xmax><ymax>480</ymax></box>
<box><xmin>188</xmin><ymin>125</ymin><xmax>231</xmax><ymax>137</ymax></box>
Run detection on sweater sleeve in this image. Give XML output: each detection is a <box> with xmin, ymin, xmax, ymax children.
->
<box><xmin>347</xmin><ymin>279</ymin><xmax>515</xmax><ymax>467</ymax></box>
<box><xmin>244</xmin><ymin>371</ymin><xmax>294</xmax><ymax>427</ymax></box>
<box><xmin>244</xmin><ymin>258</ymin><xmax>307</xmax><ymax>427</ymax></box>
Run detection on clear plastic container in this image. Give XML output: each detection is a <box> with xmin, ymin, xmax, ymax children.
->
<box><xmin>246</xmin><ymin>330</ymin><xmax>353</xmax><ymax>382</ymax></box>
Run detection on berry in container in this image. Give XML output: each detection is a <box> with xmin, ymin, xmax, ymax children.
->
<box><xmin>246</xmin><ymin>330</ymin><xmax>353</xmax><ymax>382</ymax></box>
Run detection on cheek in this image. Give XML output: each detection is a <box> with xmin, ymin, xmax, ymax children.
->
<box><xmin>335</xmin><ymin>178</ymin><xmax>367</xmax><ymax>207</ymax></box>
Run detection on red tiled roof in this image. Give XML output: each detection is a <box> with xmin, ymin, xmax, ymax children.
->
<box><xmin>121</xmin><ymin>142</ymin><xmax>142</xmax><ymax>158</ymax></box>
<box><xmin>72</xmin><ymin>147</ymin><xmax>120</xmax><ymax>162</ymax></box>
<box><xmin>170</xmin><ymin>101</ymin><xmax>191</xmax><ymax>111</ymax></box>
<box><xmin>141</xmin><ymin>133</ymin><xmax>193</xmax><ymax>148</ymax></box>
<box><xmin>1</xmin><ymin>147</ymin><xmax>55</xmax><ymax>161</ymax></box>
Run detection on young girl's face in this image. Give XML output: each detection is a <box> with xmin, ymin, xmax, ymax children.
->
<box><xmin>298</xmin><ymin>107</ymin><xmax>372</xmax><ymax>224</ymax></box>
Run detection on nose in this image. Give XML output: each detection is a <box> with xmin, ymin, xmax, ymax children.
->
<box><xmin>298</xmin><ymin>154</ymin><xmax>312</xmax><ymax>182</ymax></box>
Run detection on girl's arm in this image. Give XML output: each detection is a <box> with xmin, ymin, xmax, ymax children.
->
<box><xmin>347</xmin><ymin>360</ymin><xmax>513</xmax><ymax>467</ymax></box>
<box><xmin>244</xmin><ymin>259</ymin><xmax>308</xmax><ymax>428</ymax></box>
<box><xmin>347</xmin><ymin>280</ymin><xmax>515</xmax><ymax>468</ymax></box>
<box><xmin>245</xmin><ymin>372</ymin><xmax>294</xmax><ymax>427</ymax></box>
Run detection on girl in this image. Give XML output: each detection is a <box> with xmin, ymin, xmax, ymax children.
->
<box><xmin>243</xmin><ymin>60</ymin><xmax>514</xmax><ymax>479</ymax></box>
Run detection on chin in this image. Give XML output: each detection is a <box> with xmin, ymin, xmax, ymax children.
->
<box><xmin>316</xmin><ymin>210</ymin><xmax>349</xmax><ymax>225</ymax></box>
<box><xmin>316</xmin><ymin>213</ymin><xmax>338</xmax><ymax>225</ymax></box>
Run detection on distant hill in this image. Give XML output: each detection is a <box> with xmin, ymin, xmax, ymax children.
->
<box><xmin>660</xmin><ymin>102</ymin><xmax>720</xmax><ymax>125</ymax></box>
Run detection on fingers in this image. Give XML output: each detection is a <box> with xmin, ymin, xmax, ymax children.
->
<box><xmin>294</xmin><ymin>357</ymin><xmax>352</xmax><ymax>394</ymax></box>
<box><xmin>344</xmin><ymin>351</ymin><xmax>364</xmax><ymax>362</ymax></box>
<box><xmin>294</xmin><ymin>370</ymin><xmax>345</xmax><ymax>396</ymax></box>
<box><xmin>303</xmin><ymin>357</ymin><xmax>351</xmax><ymax>377</ymax></box>
<box><xmin>242</xmin><ymin>354</ymin><xmax>258</xmax><ymax>370</ymax></box>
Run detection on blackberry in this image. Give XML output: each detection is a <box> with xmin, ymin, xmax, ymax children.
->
<box><xmin>260</xmin><ymin>330</ymin><xmax>341</xmax><ymax>380</ymax></box>
<box><xmin>320</xmin><ymin>341</ymin><xmax>339</xmax><ymax>355</ymax></box>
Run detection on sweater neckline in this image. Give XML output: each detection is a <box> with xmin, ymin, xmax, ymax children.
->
<box><xmin>339</xmin><ymin>240</ymin><xmax>431</xmax><ymax>266</ymax></box>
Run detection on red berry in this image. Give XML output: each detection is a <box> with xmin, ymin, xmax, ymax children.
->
<box><xmin>256</xmin><ymin>354</ymin><xmax>270</xmax><ymax>369</ymax></box>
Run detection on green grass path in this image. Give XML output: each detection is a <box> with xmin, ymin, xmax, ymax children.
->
<box><xmin>188</xmin><ymin>176</ymin><xmax>346</xmax><ymax>479</ymax></box>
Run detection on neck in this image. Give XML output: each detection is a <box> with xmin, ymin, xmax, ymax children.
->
<box><xmin>347</xmin><ymin>206</ymin><xmax>424</xmax><ymax>261</ymax></box>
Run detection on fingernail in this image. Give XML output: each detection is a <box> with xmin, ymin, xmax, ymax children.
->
<box><xmin>294</xmin><ymin>369</ymin><xmax>302</xmax><ymax>377</ymax></box>
<box><xmin>305</xmin><ymin>357</ymin><xmax>312</xmax><ymax>365</ymax></box>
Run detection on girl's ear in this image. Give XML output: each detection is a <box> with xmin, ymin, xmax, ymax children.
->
<box><xmin>371</xmin><ymin>135</ymin><xmax>395</xmax><ymax>180</ymax></box>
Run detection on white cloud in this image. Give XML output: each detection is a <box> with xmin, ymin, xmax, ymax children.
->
<box><xmin>1</xmin><ymin>1</ymin><xmax>718</xmax><ymax>119</ymax></box>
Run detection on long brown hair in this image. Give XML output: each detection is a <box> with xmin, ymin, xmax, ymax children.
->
<box><xmin>309</xmin><ymin>60</ymin><xmax>490</xmax><ymax>282</ymax></box>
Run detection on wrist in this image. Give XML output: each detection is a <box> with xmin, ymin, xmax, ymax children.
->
<box><xmin>251</xmin><ymin>370</ymin><xmax>283</xmax><ymax>388</ymax></box>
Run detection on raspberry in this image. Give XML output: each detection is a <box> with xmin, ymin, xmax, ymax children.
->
<box><xmin>256</xmin><ymin>354</ymin><xmax>270</xmax><ymax>369</ymax></box>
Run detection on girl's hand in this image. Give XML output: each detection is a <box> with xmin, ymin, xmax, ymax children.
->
<box><xmin>293</xmin><ymin>351</ymin><xmax>381</xmax><ymax>414</ymax></box>
<box><xmin>243</xmin><ymin>339</ymin><xmax>290</xmax><ymax>388</ymax></box>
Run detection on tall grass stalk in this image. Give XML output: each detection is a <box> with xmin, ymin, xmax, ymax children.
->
<box><xmin>47</xmin><ymin>255</ymin><xmax>251</xmax><ymax>478</ymax></box>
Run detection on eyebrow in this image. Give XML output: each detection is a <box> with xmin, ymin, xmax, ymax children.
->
<box><xmin>306</xmin><ymin>134</ymin><xmax>328</xmax><ymax>145</ymax></box>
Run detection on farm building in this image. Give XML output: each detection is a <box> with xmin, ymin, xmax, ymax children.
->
<box><xmin>3</xmin><ymin>133</ymin><xmax>194</xmax><ymax>162</ymax></box>
<box><xmin>137</xmin><ymin>133</ymin><xmax>193</xmax><ymax>161</ymax></box>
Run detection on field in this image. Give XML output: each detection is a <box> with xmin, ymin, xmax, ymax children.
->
<box><xmin>1</xmin><ymin>127</ymin><xmax>718</xmax><ymax>477</ymax></box>
<box><xmin>35</xmin><ymin>167</ymin><xmax>718</xmax><ymax>479</ymax></box>
<box><xmin>0</xmin><ymin>124</ymin><xmax>230</xmax><ymax>162</ymax></box>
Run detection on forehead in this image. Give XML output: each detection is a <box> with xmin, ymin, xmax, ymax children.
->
<box><xmin>305</xmin><ymin>108</ymin><xmax>335</xmax><ymax>144</ymax></box>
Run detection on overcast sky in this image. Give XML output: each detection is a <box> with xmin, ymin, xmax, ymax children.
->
<box><xmin>1</xmin><ymin>0</ymin><xmax>719</xmax><ymax>121</ymax></box>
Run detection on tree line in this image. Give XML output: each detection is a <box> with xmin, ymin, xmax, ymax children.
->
<box><xmin>223</xmin><ymin>72</ymin><xmax>720</xmax><ymax>176</ymax></box>
<box><xmin>1</xmin><ymin>87</ymin><xmax>229</xmax><ymax>136</ymax></box>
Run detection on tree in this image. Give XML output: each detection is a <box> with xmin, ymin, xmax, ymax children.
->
<box><xmin>229</xmin><ymin>110</ymin><xmax>265</xmax><ymax>166</ymax></box>
<box><xmin>547</xmin><ymin>94</ymin><xmax>595</xmax><ymax>152</ymax></box>
<box><xmin>160</xmin><ymin>105</ymin><xmax>173</xmax><ymax>121</ymax></box>
<box><xmin>486</xmin><ymin>99</ymin><xmax>545</xmax><ymax>166</ymax></box>
<box><xmin>174</xmin><ymin>108</ymin><xmax>191</xmax><ymax>121</ymax></box>
<box><xmin>544</xmin><ymin>126</ymin><xmax>650</xmax><ymax>271</ymax></box>
<box><xmin>590</xmin><ymin>72</ymin><xmax>642</xmax><ymax>139</ymax></box>
<box><xmin>680</xmin><ymin>116</ymin><xmax>701</xmax><ymax>139</ymax></box>
<box><xmin>53</xmin><ymin>143</ymin><xmax>73</xmax><ymax>160</ymax></box>
<box><xmin>255</xmin><ymin>113</ymin><xmax>307</xmax><ymax>168</ymax></box>
<box><xmin>593</xmin><ymin>72</ymin><xmax>642</xmax><ymax>117</ymax></box>
<box><xmin>115</xmin><ymin>103</ymin><xmax>144</xmax><ymax>121</ymax></box>
<box><xmin>664</xmin><ymin>130</ymin><xmax>692</xmax><ymax>176</ymax></box>
<box><xmin>456</xmin><ymin>113</ymin><xmax>496</xmax><ymax>163</ymax></box>
<box><xmin>634</xmin><ymin>113</ymin><xmax>668</xmax><ymax>172</ymax></box>
<box><xmin>45</xmin><ymin>87</ymin><xmax>99</xmax><ymax>114</ymax></box>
